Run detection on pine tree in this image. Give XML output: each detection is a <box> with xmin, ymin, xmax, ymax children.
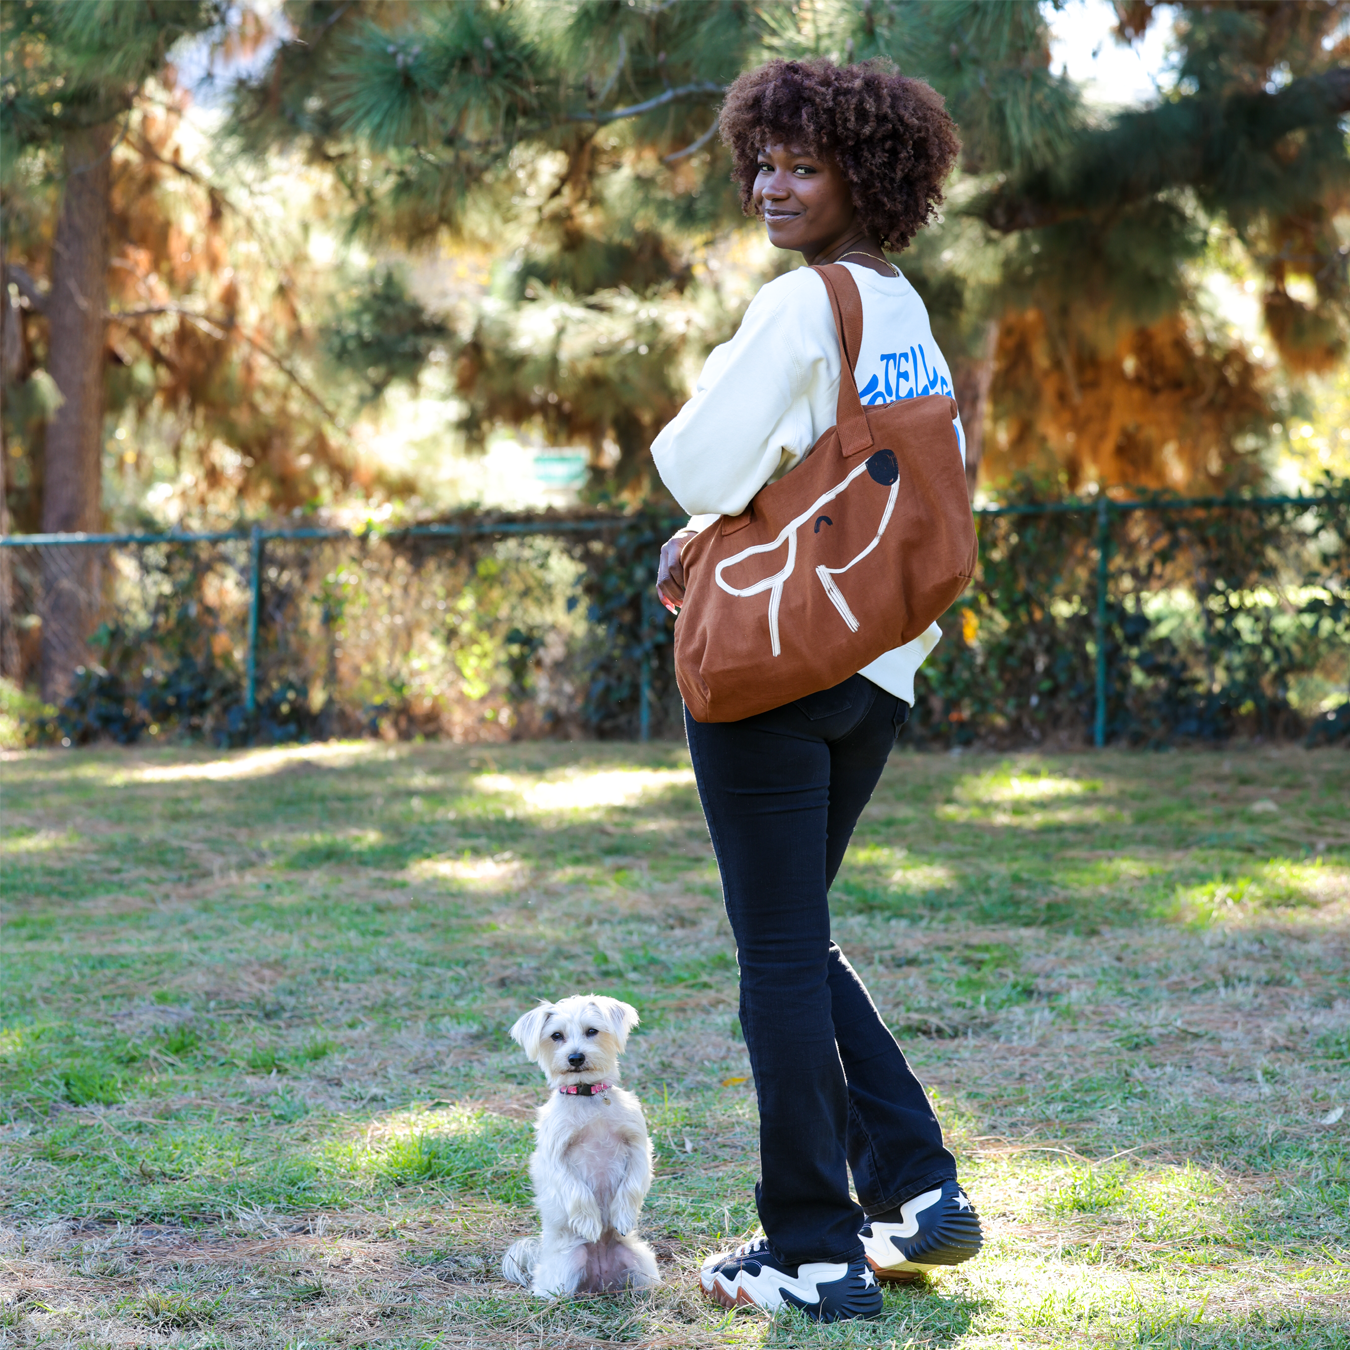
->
<box><xmin>227</xmin><ymin>1</ymin><xmax>763</xmax><ymax>492</ymax></box>
<box><xmin>9</xmin><ymin>1</ymin><xmax>1347</xmax><ymax>599</ymax></box>
<box><xmin>233</xmin><ymin>2</ymin><xmax>1023</xmax><ymax>488</ymax></box>
<box><xmin>231</xmin><ymin>1</ymin><xmax>1348</xmax><ymax>502</ymax></box>
<box><xmin>1</xmin><ymin>0</ymin><xmax>223</xmax><ymax>696</ymax></box>
<box><xmin>959</xmin><ymin>0</ymin><xmax>1350</xmax><ymax>491</ymax></box>
<box><xmin>2</xmin><ymin>2</ymin><xmax>399</xmax><ymax>695</ymax></box>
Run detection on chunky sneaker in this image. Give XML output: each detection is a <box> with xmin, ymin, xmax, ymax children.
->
<box><xmin>860</xmin><ymin>1180</ymin><xmax>983</xmax><ymax>1281</ymax></box>
<box><xmin>700</xmin><ymin>1236</ymin><xmax>882</xmax><ymax>1321</ymax></box>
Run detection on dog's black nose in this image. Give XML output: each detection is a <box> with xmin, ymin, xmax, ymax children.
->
<box><xmin>567</xmin><ymin>1052</ymin><xmax>586</xmax><ymax>1069</ymax></box>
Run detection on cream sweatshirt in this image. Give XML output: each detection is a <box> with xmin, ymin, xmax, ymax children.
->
<box><xmin>651</xmin><ymin>261</ymin><xmax>966</xmax><ymax>705</ymax></box>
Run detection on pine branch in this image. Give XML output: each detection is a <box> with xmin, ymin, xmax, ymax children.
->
<box><xmin>976</xmin><ymin>65</ymin><xmax>1350</xmax><ymax>233</ymax></box>
<box><xmin>3</xmin><ymin>263</ymin><xmax>50</xmax><ymax>314</ymax></box>
<box><xmin>130</xmin><ymin>132</ymin><xmax>303</xmax><ymax>306</ymax></box>
<box><xmin>663</xmin><ymin>114</ymin><xmax>720</xmax><ymax>163</ymax></box>
<box><xmin>111</xmin><ymin>304</ymin><xmax>228</xmax><ymax>337</ymax></box>
<box><xmin>334</xmin><ymin>74</ymin><xmax>726</xmax><ymax>178</ymax></box>
<box><xmin>108</xmin><ymin>304</ymin><xmax>342</xmax><ymax>426</ymax></box>
<box><xmin>573</xmin><ymin>81</ymin><xmax>725</xmax><ymax>125</ymax></box>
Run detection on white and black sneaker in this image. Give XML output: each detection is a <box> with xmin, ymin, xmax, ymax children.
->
<box><xmin>699</xmin><ymin>1236</ymin><xmax>882</xmax><ymax>1321</ymax></box>
<box><xmin>860</xmin><ymin>1180</ymin><xmax>983</xmax><ymax>1281</ymax></box>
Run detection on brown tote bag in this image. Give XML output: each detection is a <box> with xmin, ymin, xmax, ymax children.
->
<box><xmin>674</xmin><ymin>263</ymin><xmax>977</xmax><ymax>724</ymax></box>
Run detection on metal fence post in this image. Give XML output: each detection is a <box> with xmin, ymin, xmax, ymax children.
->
<box><xmin>1093</xmin><ymin>497</ymin><xmax>1111</xmax><ymax>748</ymax></box>
<box><xmin>245</xmin><ymin>525</ymin><xmax>263</xmax><ymax>714</ymax></box>
<box><xmin>638</xmin><ymin>589</ymin><xmax>652</xmax><ymax>744</ymax></box>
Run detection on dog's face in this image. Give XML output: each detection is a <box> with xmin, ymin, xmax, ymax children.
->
<box><xmin>716</xmin><ymin>449</ymin><xmax>901</xmax><ymax>600</ymax></box>
<box><xmin>509</xmin><ymin>995</ymin><xmax>639</xmax><ymax>1089</ymax></box>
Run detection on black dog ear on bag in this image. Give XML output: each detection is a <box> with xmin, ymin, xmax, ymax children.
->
<box><xmin>866</xmin><ymin>448</ymin><xmax>899</xmax><ymax>485</ymax></box>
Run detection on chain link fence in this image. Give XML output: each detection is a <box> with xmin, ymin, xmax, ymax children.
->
<box><xmin>917</xmin><ymin>489</ymin><xmax>1349</xmax><ymax>748</ymax></box>
<box><xmin>1</xmin><ymin>489</ymin><xmax>1347</xmax><ymax>748</ymax></box>
<box><xmin>0</xmin><ymin>516</ymin><xmax>682</xmax><ymax>746</ymax></box>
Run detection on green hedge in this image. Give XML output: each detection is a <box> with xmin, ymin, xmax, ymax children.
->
<box><xmin>5</xmin><ymin>485</ymin><xmax>1345</xmax><ymax>748</ymax></box>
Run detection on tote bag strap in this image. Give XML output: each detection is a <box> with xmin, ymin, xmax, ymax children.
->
<box><xmin>812</xmin><ymin>264</ymin><xmax>874</xmax><ymax>456</ymax></box>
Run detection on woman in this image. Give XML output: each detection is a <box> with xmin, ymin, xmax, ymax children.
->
<box><xmin>651</xmin><ymin>59</ymin><xmax>981</xmax><ymax>1322</ymax></box>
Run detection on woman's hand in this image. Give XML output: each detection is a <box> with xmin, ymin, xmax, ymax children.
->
<box><xmin>656</xmin><ymin>529</ymin><xmax>699</xmax><ymax>613</ymax></box>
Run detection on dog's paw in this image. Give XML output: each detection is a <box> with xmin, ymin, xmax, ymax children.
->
<box><xmin>568</xmin><ymin>1194</ymin><xmax>603</xmax><ymax>1237</ymax></box>
<box><xmin>610</xmin><ymin>1206</ymin><xmax>637</xmax><ymax>1236</ymax></box>
<box><xmin>567</xmin><ymin>1204</ymin><xmax>604</xmax><ymax>1242</ymax></box>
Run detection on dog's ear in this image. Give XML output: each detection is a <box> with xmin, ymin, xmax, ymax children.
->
<box><xmin>591</xmin><ymin>997</ymin><xmax>640</xmax><ymax>1050</ymax></box>
<box><xmin>508</xmin><ymin>1003</ymin><xmax>554</xmax><ymax>1059</ymax></box>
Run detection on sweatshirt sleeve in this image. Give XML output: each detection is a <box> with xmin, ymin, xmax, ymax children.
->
<box><xmin>651</xmin><ymin>271</ymin><xmax>833</xmax><ymax>519</ymax></box>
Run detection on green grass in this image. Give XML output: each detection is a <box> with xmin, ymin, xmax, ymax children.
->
<box><xmin>1</xmin><ymin>739</ymin><xmax>1347</xmax><ymax>1348</ymax></box>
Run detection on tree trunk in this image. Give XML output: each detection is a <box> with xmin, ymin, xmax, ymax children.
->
<box><xmin>1</xmin><ymin>257</ymin><xmax>26</xmax><ymax>680</ymax></box>
<box><xmin>953</xmin><ymin>319</ymin><xmax>999</xmax><ymax>499</ymax></box>
<box><xmin>40</xmin><ymin>123</ymin><xmax>112</xmax><ymax>702</ymax></box>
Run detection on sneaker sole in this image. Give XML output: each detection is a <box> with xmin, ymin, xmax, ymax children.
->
<box><xmin>782</xmin><ymin>1285</ymin><xmax>884</xmax><ymax>1321</ymax></box>
<box><xmin>701</xmin><ymin>1277</ymin><xmax>759</xmax><ymax>1310</ymax></box>
<box><xmin>866</xmin><ymin>1209</ymin><xmax>983</xmax><ymax>1280</ymax></box>
<box><xmin>700</xmin><ymin>1275</ymin><xmax>883</xmax><ymax>1321</ymax></box>
<box><xmin>868</xmin><ymin>1263</ymin><xmax>926</xmax><ymax>1283</ymax></box>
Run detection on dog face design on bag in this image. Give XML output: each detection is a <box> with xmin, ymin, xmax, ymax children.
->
<box><xmin>714</xmin><ymin>448</ymin><xmax>900</xmax><ymax>656</ymax></box>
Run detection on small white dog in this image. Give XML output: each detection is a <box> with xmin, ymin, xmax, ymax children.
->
<box><xmin>501</xmin><ymin>994</ymin><xmax>660</xmax><ymax>1296</ymax></box>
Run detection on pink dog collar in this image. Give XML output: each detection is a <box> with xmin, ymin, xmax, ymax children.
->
<box><xmin>559</xmin><ymin>1082</ymin><xmax>611</xmax><ymax>1096</ymax></box>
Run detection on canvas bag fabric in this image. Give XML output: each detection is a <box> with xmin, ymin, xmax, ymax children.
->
<box><xmin>674</xmin><ymin>263</ymin><xmax>978</xmax><ymax>724</ymax></box>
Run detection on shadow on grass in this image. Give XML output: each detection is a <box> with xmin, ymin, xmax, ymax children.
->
<box><xmin>275</xmin><ymin>780</ymin><xmax>705</xmax><ymax>875</ymax></box>
<box><xmin>442</xmin><ymin>1280</ymin><xmax>986</xmax><ymax>1349</ymax></box>
<box><xmin>830</xmin><ymin>862</ymin><xmax>1134</xmax><ymax>932</ymax></box>
<box><xmin>757</xmin><ymin>1283</ymin><xmax>985</xmax><ymax>1346</ymax></box>
<box><xmin>6</xmin><ymin>1092</ymin><xmax>538</xmax><ymax>1222</ymax></box>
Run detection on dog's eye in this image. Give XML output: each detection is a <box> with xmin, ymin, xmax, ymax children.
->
<box><xmin>584</xmin><ymin>1028</ymin><xmax>598</xmax><ymax>1038</ymax></box>
<box><xmin>550</xmin><ymin>1031</ymin><xmax>564</xmax><ymax>1042</ymax></box>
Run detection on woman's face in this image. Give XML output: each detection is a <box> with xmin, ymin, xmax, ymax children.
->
<box><xmin>752</xmin><ymin>141</ymin><xmax>857</xmax><ymax>260</ymax></box>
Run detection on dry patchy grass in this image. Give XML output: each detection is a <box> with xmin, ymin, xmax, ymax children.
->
<box><xmin>1</xmin><ymin>739</ymin><xmax>1347</xmax><ymax>1348</ymax></box>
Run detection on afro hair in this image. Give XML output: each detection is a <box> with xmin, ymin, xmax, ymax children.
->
<box><xmin>719</xmin><ymin>58</ymin><xmax>960</xmax><ymax>253</ymax></box>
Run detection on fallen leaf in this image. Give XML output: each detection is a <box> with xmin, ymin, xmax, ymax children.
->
<box><xmin>721</xmin><ymin>1076</ymin><xmax>747</xmax><ymax>1087</ymax></box>
<box><xmin>1319</xmin><ymin>1105</ymin><xmax>1344</xmax><ymax>1125</ymax></box>
<box><xmin>1250</xmin><ymin>799</ymin><xmax>1279</xmax><ymax>813</ymax></box>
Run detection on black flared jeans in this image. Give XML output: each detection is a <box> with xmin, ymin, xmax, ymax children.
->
<box><xmin>685</xmin><ymin>672</ymin><xmax>956</xmax><ymax>1265</ymax></box>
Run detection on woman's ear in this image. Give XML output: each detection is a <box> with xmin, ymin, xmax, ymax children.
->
<box><xmin>509</xmin><ymin>1003</ymin><xmax>555</xmax><ymax>1059</ymax></box>
<box><xmin>593</xmin><ymin>998</ymin><xmax>640</xmax><ymax>1050</ymax></box>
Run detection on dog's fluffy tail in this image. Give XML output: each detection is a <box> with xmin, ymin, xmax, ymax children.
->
<box><xmin>502</xmin><ymin>1237</ymin><xmax>539</xmax><ymax>1287</ymax></box>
